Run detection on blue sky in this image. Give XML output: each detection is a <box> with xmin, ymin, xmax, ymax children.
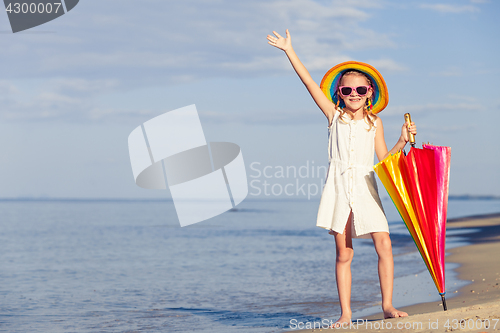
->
<box><xmin>0</xmin><ymin>0</ymin><xmax>498</xmax><ymax>199</ymax></box>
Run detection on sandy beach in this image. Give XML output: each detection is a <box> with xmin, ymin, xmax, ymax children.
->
<box><xmin>286</xmin><ymin>213</ymin><xmax>500</xmax><ymax>333</ymax></box>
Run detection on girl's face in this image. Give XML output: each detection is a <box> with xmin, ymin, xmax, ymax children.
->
<box><xmin>338</xmin><ymin>74</ymin><xmax>373</xmax><ymax>113</ymax></box>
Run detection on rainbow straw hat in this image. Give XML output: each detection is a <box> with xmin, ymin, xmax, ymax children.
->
<box><xmin>320</xmin><ymin>61</ymin><xmax>389</xmax><ymax>114</ymax></box>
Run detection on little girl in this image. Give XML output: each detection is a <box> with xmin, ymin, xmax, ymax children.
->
<box><xmin>267</xmin><ymin>29</ymin><xmax>416</xmax><ymax>325</ymax></box>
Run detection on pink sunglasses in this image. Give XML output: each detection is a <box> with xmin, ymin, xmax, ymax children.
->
<box><xmin>338</xmin><ymin>85</ymin><xmax>371</xmax><ymax>97</ymax></box>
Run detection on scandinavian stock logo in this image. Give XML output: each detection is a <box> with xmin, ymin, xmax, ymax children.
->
<box><xmin>3</xmin><ymin>0</ymin><xmax>79</xmax><ymax>33</ymax></box>
<box><xmin>128</xmin><ymin>105</ymin><xmax>248</xmax><ymax>227</ymax></box>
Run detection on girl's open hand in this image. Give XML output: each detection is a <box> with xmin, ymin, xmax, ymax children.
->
<box><xmin>267</xmin><ymin>29</ymin><xmax>291</xmax><ymax>51</ymax></box>
<box><xmin>401</xmin><ymin>122</ymin><xmax>417</xmax><ymax>143</ymax></box>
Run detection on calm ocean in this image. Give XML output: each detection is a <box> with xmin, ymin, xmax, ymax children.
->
<box><xmin>0</xmin><ymin>198</ymin><xmax>499</xmax><ymax>332</ymax></box>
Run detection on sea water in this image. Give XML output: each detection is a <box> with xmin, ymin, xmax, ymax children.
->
<box><xmin>0</xmin><ymin>198</ymin><xmax>499</xmax><ymax>332</ymax></box>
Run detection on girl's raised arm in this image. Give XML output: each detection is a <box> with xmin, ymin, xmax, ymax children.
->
<box><xmin>267</xmin><ymin>29</ymin><xmax>336</xmax><ymax>124</ymax></box>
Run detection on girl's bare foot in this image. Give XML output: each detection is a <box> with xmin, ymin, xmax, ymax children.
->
<box><xmin>330</xmin><ymin>313</ymin><xmax>351</xmax><ymax>328</ymax></box>
<box><xmin>383</xmin><ymin>306</ymin><xmax>408</xmax><ymax>319</ymax></box>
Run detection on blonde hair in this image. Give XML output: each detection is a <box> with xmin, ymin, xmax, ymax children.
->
<box><xmin>337</xmin><ymin>70</ymin><xmax>378</xmax><ymax>131</ymax></box>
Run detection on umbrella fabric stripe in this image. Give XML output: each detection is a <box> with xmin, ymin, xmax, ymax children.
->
<box><xmin>419</xmin><ymin>146</ymin><xmax>446</xmax><ymax>293</ymax></box>
<box><xmin>423</xmin><ymin>144</ymin><xmax>451</xmax><ymax>293</ymax></box>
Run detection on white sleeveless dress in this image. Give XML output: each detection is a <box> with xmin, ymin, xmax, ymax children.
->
<box><xmin>316</xmin><ymin>111</ymin><xmax>389</xmax><ymax>239</ymax></box>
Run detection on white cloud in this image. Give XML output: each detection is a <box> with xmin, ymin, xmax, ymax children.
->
<box><xmin>200</xmin><ymin>106</ymin><xmax>318</xmax><ymax>125</ymax></box>
<box><xmin>383</xmin><ymin>103</ymin><xmax>481</xmax><ymax>116</ymax></box>
<box><xmin>424</xmin><ymin>123</ymin><xmax>477</xmax><ymax>132</ymax></box>
<box><xmin>420</xmin><ymin>4</ymin><xmax>480</xmax><ymax>13</ymax></box>
<box><xmin>300</xmin><ymin>55</ymin><xmax>353</xmax><ymax>71</ymax></box>
<box><xmin>263</xmin><ymin>0</ymin><xmax>370</xmax><ymax>20</ymax></box>
<box><xmin>0</xmin><ymin>0</ymin><xmax>396</xmax><ymax>84</ymax></box>
<box><xmin>301</xmin><ymin>56</ymin><xmax>407</xmax><ymax>74</ymax></box>
<box><xmin>0</xmin><ymin>81</ymin><xmax>19</xmax><ymax>95</ymax></box>
<box><xmin>446</xmin><ymin>94</ymin><xmax>476</xmax><ymax>102</ymax></box>
<box><xmin>332</xmin><ymin>0</ymin><xmax>387</xmax><ymax>8</ymax></box>
<box><xmin>366</xmin><ymin>58</ymin><xmax>408</xmax><ymax>72</ymax></box>
<box><xmin>431</xmin><ymin>68</ymin><xmax>462</xmax><ymax>77</ymax></box>
<box><xmin>0</xmin><ymin>0</ymin><xmax>405</xmax><ymax>123</ymax></box>
<box><xmin>0</xmin><ymin>78</ymin><xmax>126</xmax><ymax>121</ymax></box>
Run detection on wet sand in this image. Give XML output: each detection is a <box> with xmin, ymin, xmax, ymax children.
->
<box><xmin>286</xmin><ymin>213</ymin><xmax>500</xmax><ymax>332</ymax></box>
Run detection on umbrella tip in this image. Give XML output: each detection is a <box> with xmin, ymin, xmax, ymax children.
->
<box><xmin>440</xmin><ymin>293</ymin><xmax>447</xmax><ymax>311</ymax></box>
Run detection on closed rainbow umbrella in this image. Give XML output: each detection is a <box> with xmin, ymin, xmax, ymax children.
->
<box><xmin>374</xmin><ymin>118</ymin><xmax>451</xmax><ymax>310</ymax></box>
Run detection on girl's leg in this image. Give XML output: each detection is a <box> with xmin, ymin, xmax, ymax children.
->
<box><xmin>371</xmin><ymin>232</ymin><xmax>408</xmax><ymax>318</ymax></box>
<box><xmin>330</xmin><ymin>212</ymin><xmax>354</xmax><ymax>325</ymax></box>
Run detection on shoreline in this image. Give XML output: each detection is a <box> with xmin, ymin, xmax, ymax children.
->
<box><xmin>286</xmin><ymin>212</ymin><xmax>500</xmax><ymax>332</ymax></box>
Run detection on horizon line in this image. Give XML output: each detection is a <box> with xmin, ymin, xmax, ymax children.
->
<box><xmin>0</xmin><ymin>194</ymin><xmax>499</xmax><ymax>202</ymax></box>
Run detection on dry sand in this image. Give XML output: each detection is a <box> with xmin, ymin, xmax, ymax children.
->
<box><xmin>286</xmin><ymin>213</ymin><xmax>500</xmax><ymax>332</ymax></box>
